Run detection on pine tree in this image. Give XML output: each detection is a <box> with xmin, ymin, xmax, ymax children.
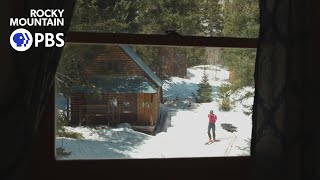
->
<box><xmin>135</xmin><ymin>0</ymin><xmax>223</xmax><ymax>76</ymax></box>
<box><xmin>197</xmin><ymin>69</ymin><xmax>212</xmax><ymax>103</ymax></box>
<box><xmin>69</xmin><ymin>0</ymin><xmax>225</xmax><ymax>77</ymax></box>
<box><xmin>199</xmin><ymin>0</ymin><xmax>223</xmax><ymax>37</ymax></box>
<box><xmin>133</xmin><ymin>0</ymin><xmax>205</xmax><ymax>77</ymax></box>
<box><xmin>70</xmin><ymin>0</ymin><xmax>140</xmax><ymax>32</ymax></box>
<box><xmin>219</xmin><ymin>0</ymin><xmax>258</xmax><ymax>114</ymax></box>
<box><xmin>136</xmin><ymin>0</ymin><xmax>202</xmax><ymax>35</ymax></box>
<box><xmin>218</xmin><ymin>83</ymin><xmax>232</xmax><ymax>111</ymax></box>
<box><xmin>221</xmin><ymin>0</ymin><xmax>259</xmax><ymax>88</ymax></box>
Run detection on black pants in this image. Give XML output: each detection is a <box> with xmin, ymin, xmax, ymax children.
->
<box><xmin>208</xmin><ymin>123</ymin><xmax>216</xmax><ymax>140</ymax></box>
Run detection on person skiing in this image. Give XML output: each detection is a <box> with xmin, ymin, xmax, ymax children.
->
<box><xmin>207</xmin><ymin>110</ymin><xmax>217</xmax><ymax>143</ymax></box>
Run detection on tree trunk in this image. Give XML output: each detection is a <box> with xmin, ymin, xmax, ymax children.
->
<box><xmin>66</xmin><ymin>95</ymin><xmax>70</xmax><ymax>121</ymax></box>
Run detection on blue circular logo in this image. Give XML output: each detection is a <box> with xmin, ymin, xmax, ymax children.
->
<box><xmin>10</xmin><ymin>28</ymin><xmax>33</xmax><ymax>51</ymax></box>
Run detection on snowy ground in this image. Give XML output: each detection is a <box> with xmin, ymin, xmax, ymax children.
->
<box><xmin>56</xmin><ymin>65</ymin><xmax>253</xmax><ymax>160</ymax></box>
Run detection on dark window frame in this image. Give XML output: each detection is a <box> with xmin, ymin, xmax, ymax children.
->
<box><xmin>104</xmin><ymin>61</ymin><xmax>124</xmax><ymax>73</ymax></box>
<box><xmin>23</xmin><ymin>0</ymin><xmax>320</xmax><ymax>179</ymax></box>
<box><xmin>66</xmin><ymin>32</ymin><xmax>257</xmax><ymax>48</ymax></box>
<box><xmin>30</xmin><ymin>32</ymin><xmax>257</xmax><ymax>179</ymax></box>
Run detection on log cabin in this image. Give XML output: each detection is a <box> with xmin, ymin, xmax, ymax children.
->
<box><xmin>70</xmin><ymin>45</ymin><xmax>163</xmax><ymax>135</ymax></box>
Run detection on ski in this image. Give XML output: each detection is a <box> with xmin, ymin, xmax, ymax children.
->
<box><xmin>205</xmin><ymin>141</ymin><xmax>213</xmax><ymax>145</ymax></box>
<box><xmin>204</xmin><ymin>140</ymin><xmax>220</xmax><ymax>145</ymax></box>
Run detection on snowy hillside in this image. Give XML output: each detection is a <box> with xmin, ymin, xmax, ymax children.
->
<box><xmin>56</xmin><ymin>65</ymin><xmax>253</xmax><ymax>160</ymax></box>
<box><xmin>163</xmin><ymin>65</ymin><xmax>229</xmax><ymax>101</ymax></box>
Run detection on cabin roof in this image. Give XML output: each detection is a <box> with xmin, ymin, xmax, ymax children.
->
<box><xmin>72</xmin><ymin>76</ymin><xmax>158</xmax><ymax>94</ymax></box>
<box><xmin>119</xmin><ymin>45</ymin><xmax>163</xmax><ymax>87</ymax></box>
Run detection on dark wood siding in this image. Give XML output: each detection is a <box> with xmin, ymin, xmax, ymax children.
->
<box><xmin>70</xmin><ymin>45</ymin><xmax>162</xmax><ymax>134</ymax></box>
<box><xmin>136</xmin><ymin>90</ymin><xmax>160</xmax><ymax>126</ymax></box>
<box><xmin>137</xmin><ymin>94</ymin><xmax>152</xmax><ymax>126</ymax></box>
<box><xmin>83</xmin><ymin>46</ymin><xmax>144</xmax><ymax>76</ymax></box>
<box><xmin>71</xmin><ymin>93</ymin><xmax>138</xmax><ymax>126</ymax></box>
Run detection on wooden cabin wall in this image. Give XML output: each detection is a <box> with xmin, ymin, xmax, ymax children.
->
<box><xmin>69</xmin><ymin>45</ymin><xmax>163</xmax><ymax>133</ymax></box>
<box><xmin>83</xmin><ymin>46</ymin><xmax>145</xmax><ymax>76</ymax></box>
<box><xmin>136</xmin><ymin>94</ymin><xmax>155</xmax><ymax>126</ymax></box>
<box><xmin>80</xmin><ymin>45</ymin><xmax>162</xmax><ymax>104</ymax></box>
<box><xmin>70</xmin><ymin>93</ymin><xmax>82</xmax><ymax>125</ymax></box>
<box><xmin>70</xmin><ymin>93</ymin><xmax>138</xmax><ymax>126</ymax></box>
<box><xmin>137</xmin><ymin>94</ymin><xmax>151</xmax><ymax>126</ymax></box>
<box><xmin>153</xmin><ymin>89</ymin><xmax>161</xmax><ymax>126</ymax></box>
<box><xmin>121</xmin><ymin>94</ymin><xmax>138</xmax><ymax>124</ymax></box>
<box><xmin>136</xmin><ymin>90</ymin><xmax>161</xmax><ymax>127</ymax></box>
<box><xmin>71</xmin><ymin>91</ymin><xmax>161</xmax><ymax>128</ymax></box>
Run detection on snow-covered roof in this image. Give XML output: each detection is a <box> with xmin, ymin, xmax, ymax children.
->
<box><xmin>119</xmin><ymin>45</ymin><xmax>163</xmax><ymax>87</ymax></box>
<box><xmin>72</xmin><ymin>76</ymin><xmax>157</xmax><ymax>94</ymax></box>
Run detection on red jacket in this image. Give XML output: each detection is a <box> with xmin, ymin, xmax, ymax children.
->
<box><xmin>208</xmin><ymin>114</ymin><xmax>217</xmax><ymax>123</ymax></box>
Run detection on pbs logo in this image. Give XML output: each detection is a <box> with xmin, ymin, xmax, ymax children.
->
<box><xmin>10</xmin><ymin>28</ymin><xmax>33</xmax><ymax>52</ymax></box>
<box><xmin>10</xmin><ymin>28</ymin><xmax>64</xmax><ymax>52</ymax></box>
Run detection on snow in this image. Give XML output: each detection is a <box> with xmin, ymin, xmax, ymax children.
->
<box><xmin>163</xmin><ymin>65</ymin><xmax>230</xmax><ymax>101</ymax></box>
<box><xmin>56</xmin><ymin>65</ymin><xmax>253</xmax><ymax>160</ymax></box>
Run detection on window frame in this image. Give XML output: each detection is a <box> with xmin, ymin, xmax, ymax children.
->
<box><xmin>30</xmin><ymin>32</ymin><xmax>257</xmax><ymax>179</ymax></box>
<box><xmin>24</xmin><ymin>0</ymin><xmax>320</xmax><ymax>178</ymax></box>
<box><xmin>66</xmin><ymin>32</ymin><xmax>257</xmax><ymax>48</ymax></box>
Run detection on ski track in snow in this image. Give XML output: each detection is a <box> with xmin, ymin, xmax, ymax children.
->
<box><xmin>56</xmin><ymin>65</ymin><xmax>253</xmax><ymax>160</ymax></box>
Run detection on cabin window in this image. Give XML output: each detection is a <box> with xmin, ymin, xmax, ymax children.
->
<box><xmin>104</xmin><ymin>62</ymin><xmax>123</xmax><ymax>73</ymax></box>
<box><xmin>106</xmin><ymin>62</ymin><xmax>113</xmax><ymax>71</ymax></box>
<box><xmin>114</xmin><ymin>62</ymin><xmax>123</xmax><ymax>72</ymax></box>
<box><xmin>53</xmin><ymin>0</ymin><xmax>259</xmax><ymax>179</ymax></box>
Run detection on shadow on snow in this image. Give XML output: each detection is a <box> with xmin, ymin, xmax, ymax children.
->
<box><xmin>56</xmin><ymin>128</ymin><xmax>150</xmax><ymax>159</ymax></box>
